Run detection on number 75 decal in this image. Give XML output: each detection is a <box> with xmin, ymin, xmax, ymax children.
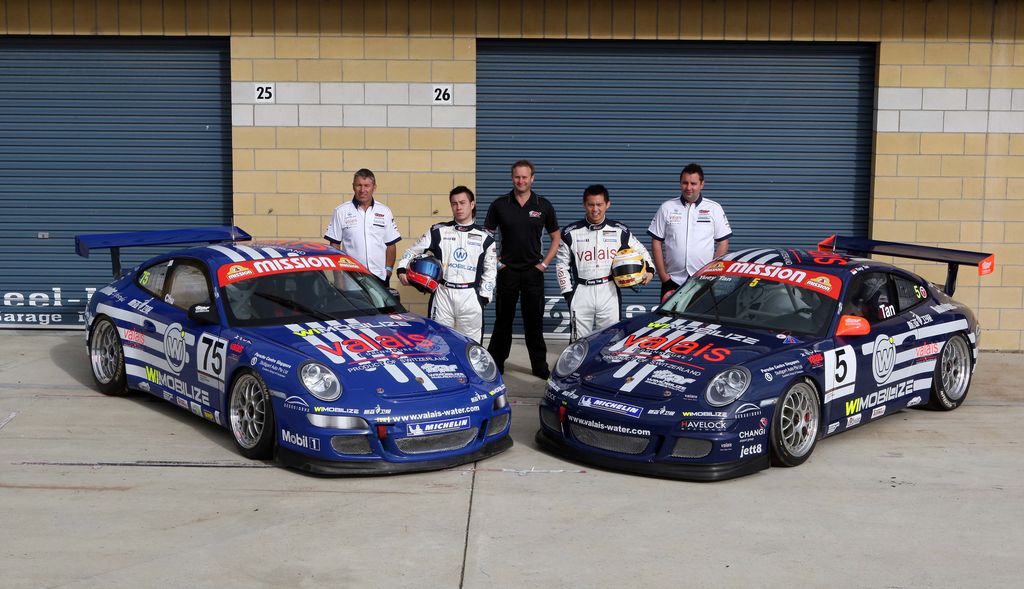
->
<box><xmin>198</xmin><ymin>333</ymin><xmax>228</xmax><ymax>385</ymax></box>
<box><xmin>823</xmin><ymin>345</ymin><xmax>857</xmax><ymax>404</ymax></box>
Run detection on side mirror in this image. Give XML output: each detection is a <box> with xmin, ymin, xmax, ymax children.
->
<box><xmin>835</xmin><ymin>314</ymin><xmax>870</xmax><ymax>337</ymax></box>
<box><xmin>188</xmin><ymin>303</ymin><xmax>220</xmax><ymax>325</ymax></box>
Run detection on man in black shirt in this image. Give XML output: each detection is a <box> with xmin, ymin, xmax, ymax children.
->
<box><xmin>484</xmin><ymin>160</ymin><xmax>561</xmax><ymax>379</ymax></box>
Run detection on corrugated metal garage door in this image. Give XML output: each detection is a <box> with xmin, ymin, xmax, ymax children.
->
<box><xmin>0</xmin><ymin>37</ymin><xmax>231</xmax><ymax>329</ymax></box>
<box><xmin>477</xmin><ymin>40</ymin><xmax>875</xmax><ymax>335</ymax></box>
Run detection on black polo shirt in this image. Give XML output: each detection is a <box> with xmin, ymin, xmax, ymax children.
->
<box><xmin>484</xmin><ymin>190</ymin><xmax>559</xmax><ymax>271</ymax></box>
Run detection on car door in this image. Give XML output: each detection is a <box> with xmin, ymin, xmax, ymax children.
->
<box><xmin>891</xmin><ymin>271</ymin><xmax>941</xmax><ymax>408</ymax></box>
<box><xmin>823</xmin><ymin>271</ymin><xmax>915</xmax><ymax>431</ymax></box>
<box><xmin>147</xmin><ymin>258</ymin><xmax>226</xmax><ymax>425</ymax></box>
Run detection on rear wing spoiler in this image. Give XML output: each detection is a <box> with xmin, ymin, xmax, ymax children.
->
<box><xmin>817</xmin><ymin>235</ymin><xmax>994</xmax><ymax>296</ymax></box>
<box><xmin>75</xmin><ymin>226</ymin><xmax>252</xmax><ymax>278</ymax></box>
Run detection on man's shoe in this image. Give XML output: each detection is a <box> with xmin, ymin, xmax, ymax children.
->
<box><xmin>532</xmin><ymin>367</ymin><xmax>551</xmax><ymax>380</ymax></box>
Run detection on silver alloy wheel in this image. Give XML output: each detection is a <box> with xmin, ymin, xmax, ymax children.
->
<box><xmin>231</xmin><ymin>374</ymin><xmax>267</xmax><ymax>450</ymax></box>
<box><xmin>90</xmin><ymin>320</ymin><xmax>121</xmax><ymax>385</ymax></box>
<box><xmin>940</xmin><ymin>336</ymin><xmax>971</xmax><ymax>402</ymax></box>
<box><xmin>779</xmin><ymin>382</ymin><xmax>819</xmax><ymax>458</ymax></box>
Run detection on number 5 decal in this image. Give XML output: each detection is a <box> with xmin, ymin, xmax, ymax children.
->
<box><xmin>198</xmin><ymin>333</ymin><xmax>228</xmax><ymax>386</ymax></box>
<box><xmin>823</xmin><ymin>345</ymin><xmax>857</xmax><ymax>403</ymax></box>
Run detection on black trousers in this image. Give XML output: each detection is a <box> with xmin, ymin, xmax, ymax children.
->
<box><xmin>660</xmin><ymin>278</ymin><xmax>681</xmax><ymax>300</ymax></box>
<box><xmin>487</xmin><ymin>266</ymin><xmax>548</xmax><ymax>371</ymax></box>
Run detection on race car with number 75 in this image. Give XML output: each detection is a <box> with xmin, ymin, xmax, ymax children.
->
<box><xmin>537</xmin><ymin>236</ymin><xmax>993</xmax><ymax>481</ymax></box>
<box><xmin>77</xmin><ymin>227</ymin><xmax>512</xmax><ymax>474</ymax></box>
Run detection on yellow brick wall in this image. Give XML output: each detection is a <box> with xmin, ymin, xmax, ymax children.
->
<box><xmin>2</xmin><ymin>0</ymin><xmax>1022</xmax><ymax>347</ymax></box>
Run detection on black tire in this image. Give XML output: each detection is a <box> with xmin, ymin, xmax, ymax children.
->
<box><xmin>769</xmin><ymin>379</ymin><xmax>821</xmax><ymax>468</ymax></box>
<box><xmin>88</xmin><ymin>317</ymin><xmax>127</xmax><ymax>395</ymax></box>
<box><xmin>928</xmin><ymin>333</ymin><xmax>973</xmax><ymax>411</ymax></box>
<box><xmin>228</xmin><ymin>370</ymin><xmax>276</xmax><ymax>459</ymax></box>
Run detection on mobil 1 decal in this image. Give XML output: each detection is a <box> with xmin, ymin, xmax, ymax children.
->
<box><xmin>288</xmin><ymin>319</ymin><xmax>445</xmax><ymax>391</ymax></box>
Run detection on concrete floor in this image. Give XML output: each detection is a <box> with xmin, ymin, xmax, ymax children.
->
<box><xmin>1</xmin><ymin>330</ymin><xmax>1021</xmax><ymax>588</ymax></box>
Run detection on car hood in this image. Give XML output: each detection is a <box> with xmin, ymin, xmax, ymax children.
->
<box><xmin>247</xmin><ymin>313</ymin><xmax>475</xmax><ymax>398</ymax></box>
<box><xmin>580</xmin><ymin>313</ymin><xmax>807</xmax><ymax>400</ymax></box>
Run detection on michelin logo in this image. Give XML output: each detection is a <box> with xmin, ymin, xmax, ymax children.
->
<box><xmin>407</xmin><ymin>417</ymin><xmax>471</xmax><ymax>437</ymax></box>
<box><xmin>580</xmin><ymin>395</ymin><xmax>643</xmax><ymax>418</ymax></box>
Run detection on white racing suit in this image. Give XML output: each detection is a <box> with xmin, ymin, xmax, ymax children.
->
<box><xmin>555</xmin><ymin>219</ymin><xmax>654</xmax><ymax>341</ymax></box>
<box><xmin>397</xmin><ymin>221</ymin><xmax>497</xmax><ymax>343</ymax></box>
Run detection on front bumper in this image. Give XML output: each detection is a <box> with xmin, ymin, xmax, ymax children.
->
<box><xmin>278</xmin><ymin>434</ymin><xmax>513</xmax><ymax>476</ymax></box>
<box><xmin>536</xmin><ymin>427</ymin><xmax>766</xmax><ymax>482</ymax></box>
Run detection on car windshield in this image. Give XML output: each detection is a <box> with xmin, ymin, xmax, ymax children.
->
<box><xmin>219</xmin><ymin>263</ymin><xmax>404</xmax><ymax>327</ymax></box>
<box><xmin>660</xmin><ymin>272</ymin><xmax>838</xmax><ymax>337</ymax></box>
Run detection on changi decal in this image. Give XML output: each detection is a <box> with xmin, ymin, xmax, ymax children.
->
<box><xmin>700</xmin><ymin>260</ymin><xmax>842</xmax><ymax>299</ymax></box>
<box><xmin>217</xmin><ymin>254</ymin><xmax>364</xmax><ymax>286</ymax></box>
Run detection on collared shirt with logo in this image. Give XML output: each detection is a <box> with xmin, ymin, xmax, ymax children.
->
<box><xmin>647</xmin><ymin>195</ymin><xmax>732</xmax><ymax>284</ymax></box>
<box><xmin>324</xmin><ymin>198</ymin><xmax>402</xmax><ymax>280</ymax></box>
<box><xmin>484</xmin><ymin>190</ymin><xmax>559</xmax><ymax>271</ymax></box>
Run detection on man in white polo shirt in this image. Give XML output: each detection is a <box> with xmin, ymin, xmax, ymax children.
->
<box><xmin>324</xmin><ymin>168</ymin><xmax>402</xmax><ymax>284</ymax></box>
<box><xmin>647</xmin><ymin>163</ymin><xmax>732</xmax><ymax>299</ymax></box>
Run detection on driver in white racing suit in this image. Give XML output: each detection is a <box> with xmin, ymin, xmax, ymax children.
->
<box><xmin>397</xmin><ymin>186</ymin><xmax>497</xmax><ymax>343</ymax></box>
<box><xmin>556</xmin><ymin>184</ymin><xmax>654</xmax><ymax>340</ymax></box>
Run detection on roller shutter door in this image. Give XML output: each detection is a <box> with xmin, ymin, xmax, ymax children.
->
<box><xmin>0</xmin><ymin>37</ymin><xmax>231</xmax><ymax>329</ymax></box>
<box><xmin>477</xmin><ymin>40</ymin><xmax>875</xmax><ymax>335</ymax></box>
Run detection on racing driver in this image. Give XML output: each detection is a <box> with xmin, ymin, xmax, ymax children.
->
<box><xmin>555</xmin><ymin>184</ymin><xmax>654</xmax><ymax>341</ymax></box>
<box><xmin>397</xmin><ymin>186</ymin><xmax>498</xmax><ymax>343</ymax></box>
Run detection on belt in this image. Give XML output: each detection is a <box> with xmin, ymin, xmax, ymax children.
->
<box><xmin>442</xmin><ymin>280</ymin><xmax>474</xmax><ymax>289</ymax></box>
<box><xmin>576</xmin><ymin>276</ymin><xmax>611</xmax><ymax>286</ymax></box>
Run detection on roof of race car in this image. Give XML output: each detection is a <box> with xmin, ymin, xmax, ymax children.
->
<box><xmin>711</xmin><ymin>247</ymin><xmax>892</xmax><ymax>278</ymax></box>
<box><xmin>699</xmin><ymin>248</ymin><xmax>905</xmax><ymax>300</ymax></box>
<box><xmin>158</xmin><ymin>240</ymin><xmax>352</xmax><ymax>267</ymax></box>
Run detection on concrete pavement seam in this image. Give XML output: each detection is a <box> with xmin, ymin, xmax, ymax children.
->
<box><xmin>458</xmin><ymin>461</ymin><xmax>478</xmax><ymax>589</ymax></box>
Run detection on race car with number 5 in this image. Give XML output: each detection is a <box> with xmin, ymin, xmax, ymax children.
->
<box><xmin>537</xmin><ymin>236</ymin><xmax>993</xmax><ymax>480</ymax></box>
<box><xmin>77</xmin><ymin>227</ymin><xmax>511</xmax><ymax>474</ymax></box>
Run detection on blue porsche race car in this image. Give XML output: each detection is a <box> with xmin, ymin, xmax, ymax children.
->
<box><xmin>537</xmin><ymin>236</ymin><xmax>994</xmax><ymax>481</ymax></box>
<box><xmin>77</xmin><ymin>227</ymin><xmax>512</xmax><ymax>474</ymax></box>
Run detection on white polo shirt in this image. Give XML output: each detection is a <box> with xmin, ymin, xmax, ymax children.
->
<box><xmin>324</xmin><ymin>199</ymin><xmax>402</xmax><ymax>281</ymax></box>
<box><xmin>647</xmin><ymin>195</ymin><xmax>732</xmax><ymax>284</ymax></box>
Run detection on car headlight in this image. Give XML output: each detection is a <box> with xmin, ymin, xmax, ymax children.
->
<box><xmin>555</xmin><ymin>339</ymin><xmax>589</xmax><ymax>377</ymax></box>
<box><xmin>705</xmin><ymin>367</ymin><xmax>751</xmax><ymax>407</ymax></box>
<box><xmin>466</xmin><ymin>343</ymin><xmax>498</xmax><ymax>382</ymax></box>
<box><xmin>300</xmin><ymin>362</ymin><xmax>342</xmax><ymax>401</ymax></box>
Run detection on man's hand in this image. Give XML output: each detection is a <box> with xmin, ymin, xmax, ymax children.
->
<box><xmin>398</xmin><ymin>273</ymin><xmax>409</xmax><ymax>286</ymax></box>
<box><xmin>642</xmin><ymin>272</ymin><xmax>654</xmax><ymax>286</ymax></box>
